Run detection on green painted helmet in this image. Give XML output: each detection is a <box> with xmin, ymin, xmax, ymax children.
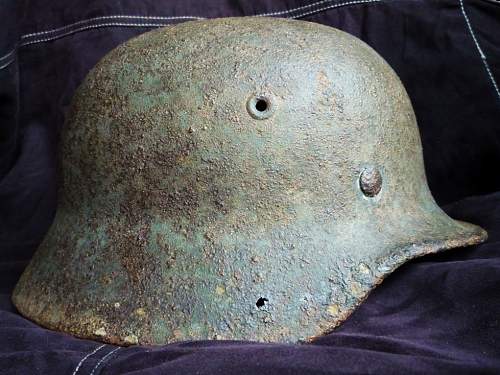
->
<box><xmin>13</xmin><ymin>17</ymin><xmax>487</xmax><ymax>346</ymax></box>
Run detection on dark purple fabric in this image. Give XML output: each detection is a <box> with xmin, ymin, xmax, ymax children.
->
<box><xmin>1</xmin><ymin>0</ymin><xmax>499</xmax><ymax>374</ymax></box>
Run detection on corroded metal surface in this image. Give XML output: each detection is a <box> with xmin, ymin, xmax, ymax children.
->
<box><xmin>12</xmin><ymin>17</ymin><xmax>487</xmax><ymax>346</ymax></box>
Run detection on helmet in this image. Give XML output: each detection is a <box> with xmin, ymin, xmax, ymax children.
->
<box><xmin>13</xmin><ymin>17</ymin><xmax>487</xmax><ymax>345</ymax></box>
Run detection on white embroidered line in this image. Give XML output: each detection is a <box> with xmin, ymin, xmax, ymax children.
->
<box><xmin>290</xmin><ymin>0</ymin><xmax>381</xmax><ymax>19</ymax></box>
<box><xmin>0</xmin><ymin>58</ymin><xmax>14</xmax><ymax>70</ymax></box>
<box><xmin>459</xmin><ymin>0</ymin><xmax>500</xmax><ymax>102</ymax></box>
<box><xmin>256</xmin><ymin>0</ymin><xmax>342</xmax><ymax>17</ymax></box>
<box><xmin>0</xmin><ymin>48</ymin><xmax>15</xmax><ymax>61</ymax></box>
<box><xmin>71</xmin><ymin>344</ymin><xmax>107</xmax><ymax>375</ymax></box>
<box><xmin>89</xmin><ymin>347</ymin><xmax>122</xmax><ymax>375</ymax></box>
<box><xmin>20</xmin><ymin>0</ymin><xmax>384</xmax><ymax>43</ymax></box>
<box><xmin>20</xmin><ymin>22</ymin><xmax>170</xmax><ymax>46</ymax></box>
<box><xmin>21</xmin><ymin>15</ymin><xmax>205</xmax><ymax>39</ymax></box>
<box><xmin>22</xmin><ymin>0</ymin><xmax>340</xmax><ymax>39</ymax></box>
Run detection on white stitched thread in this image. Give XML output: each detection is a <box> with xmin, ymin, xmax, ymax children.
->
<box><xmin>89</xmin><ymin>347</ymin><xmax>122</xmax><ymax>375</ymax></box>
<box><xmin>0</xmin><ymin>59</ymin><xmax>15</xmax><ymax>70</ymax></box>
<box><xmin>20</xmin><ymin>22</ymin><xmax>169</xmax><ymax>46</ymax></box>
<box><xmin>0</xmin><ymin>48</ymin><xmax>15</xmax><ymax>61</ymax></box>
<box><xmin>459</xmin><ymin>0</ymin><xmax>500</xmax><ymax>102</ymax></box>
<box><xmin>71</xmin><ymin>344</ymin><xmax>107</xmax><ymax>375</ymax></box>
<box><xmin>21</xmin><ymin>15</ymin><xmax>204</xmax><ymax>39</ymax></box>
<box><xmin>256</xmin><ymin>0</ymin><xmax>338</xmax><ymax>17</ymax></box>
<box><xmin>20</xmin><ymin>0</ymin><xmax>383</xmax><ymax>42</ymax></box>
<box><xmin>290</xmin><ymin>0</ymin><xmax>381</xmax><ymax>18</ymax></box>
<box><xmin>22</xmin><ymin>0</ymin><xmax>339</xmax><ymax>38</ymax></box>
<box><xmin>0</xmin><ymin>58</ymin><xmax>14</xmax><ymax>70</ymax></box>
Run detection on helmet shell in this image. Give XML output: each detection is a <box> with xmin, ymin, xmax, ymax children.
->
<box><xmin>13</xmin><ymin>17</ymin><xmax>486</xmax><ymax>345</ymax></box>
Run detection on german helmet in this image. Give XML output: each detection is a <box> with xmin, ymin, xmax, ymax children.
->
<box><xmin>13</xmin><ymin>17</ymin><xmax>487</xmax><ymax>345</ymax></box>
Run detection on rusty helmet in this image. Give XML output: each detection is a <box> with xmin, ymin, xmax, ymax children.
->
<box><xmin>13</xmin><ymin>17</ymin><xmax>486</xmax><ymax>345</ymax></box>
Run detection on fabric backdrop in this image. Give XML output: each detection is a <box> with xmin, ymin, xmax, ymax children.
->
<box><xmin>1</xmin><ymin>0</ymin><xmax>499</xmax><ymax>374</ymax></box>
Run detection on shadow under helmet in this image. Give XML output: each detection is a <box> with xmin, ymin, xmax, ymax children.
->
<box><xmin>13</xmin><ymin>17</ymin><xmax>487</xmax><ymax>346</ymax></box>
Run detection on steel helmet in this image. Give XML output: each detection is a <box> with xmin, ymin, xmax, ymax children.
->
<box><xmin>13</xmin><ymin>17</ymin><xmax>487</xmax><ymax>345</ymax></box>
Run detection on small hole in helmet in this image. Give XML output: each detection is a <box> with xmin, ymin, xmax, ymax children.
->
<box><xmin>247</xmin><ymin>95</ymin><xmax>274</xmax><ymax>120</ymax></box>
<box><xmin>256</xmin><ymin>297</ymin><xmax>269</xmax><ymax>308</ymax></box>
<box><xmin>255</xmin><ymin>99</ymin><xmax>268</xmax><ymax>112</ymax></box>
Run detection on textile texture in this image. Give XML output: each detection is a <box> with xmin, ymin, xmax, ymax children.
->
<box><xmin>1</xmin><ymin>0</ymin><xmax>499</xmax><ymax>374</ymax></box>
